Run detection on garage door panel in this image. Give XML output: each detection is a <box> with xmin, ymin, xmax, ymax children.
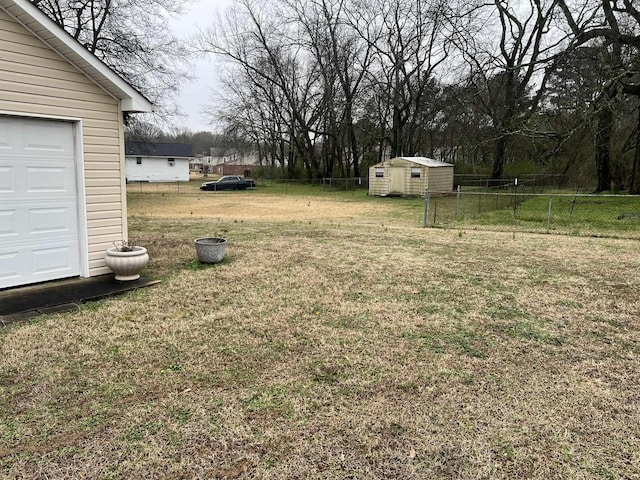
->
<box><xmin>0</xmin><ymin>249</ymin><xmax>21</xmax><ymax>284</ymax></box>
<box><xmin>0</xmin><ymin>166</ymin><xmax>14</xmax><ymax>192</ymax></box>
<box><xmin>0</xmin><ymin>209</ymin><xmax>18</xmax><ymax>238</ymax></box>
<box><xmin>0</xmin><ymin>118</ymin><xmax>17</xmax><ymax>150</ymax></box>
<box><xmin>26</xmin><ymin>165</ymin><xmax>74</xmax><ymax>193</ymax></box>
<box><xmin>0</xmin><ymin>162</ymin><xmax>76</xmax><ymax>198</ymax></box>
<box><xmin>29</xmin><ymin>206</ymin><xmax>77</xmax><ymax>236</ymax></box>
<box><xmin>0</xmin><ymin>202</ymin><xmax>77</xmax><ymax>240</ymax></box>
<box><xmin>23</xmin><ymin>120</ymin><xmax>75</xmax><ymax>156</ymax></box>
<box><xmin>0</xmin><ymin>242</ymin><xmax>79</xmax><ymax>288</ymax></box>
<box><xmin>32</xmin><ymin>242</ymin><xmax>79</xmax><ymax>276</ymax></box>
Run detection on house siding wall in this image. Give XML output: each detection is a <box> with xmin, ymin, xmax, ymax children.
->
<box><xmin>125</xmin><ymin>156</ymin><xmax>190</xmax><ymax>182</ymax></box>
<box><xmin>212</xmin><ymin>164</ymin><xmax>255</xmax><ymax>176</ymax></box>
<box><xmin>0</xmin><ymin>8</ymin><xmax>125</xmax><ymax>276</ymax></box>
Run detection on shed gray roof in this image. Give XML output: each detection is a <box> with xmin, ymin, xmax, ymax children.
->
<box><xmin>126</xmin><ymin>142</ymin><xmax>193</xmax><ymax>158</ymax></box>
<box><xmin>394</xmin><ymin>157</ymin><xmax>453</xmax><ymax>167</ymax></box>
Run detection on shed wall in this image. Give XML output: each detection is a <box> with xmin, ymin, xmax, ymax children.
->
<box><xmin>405</xmin><ymin>167</ymin><xmax>428</xmax><ymax>196</ymax></box>
<box><xmin>368</xmin><ymin>165</ymin><xmax>389</xmax><ymax>196</ymax></box>
<box><xmin>0</xmin><ymin>8</ymin><xmax>125</xmax><ymax>276</ymax></box>
<box><xmin>428</xmin><ymin>167</ymin><xmax>454</xmax><ymax>192</ymax></box>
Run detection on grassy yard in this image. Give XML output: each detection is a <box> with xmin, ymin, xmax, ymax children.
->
<box><xmin>1</xmin><ymin>189</ymin><xmax>639</xmax><ymax>478</ymax></box>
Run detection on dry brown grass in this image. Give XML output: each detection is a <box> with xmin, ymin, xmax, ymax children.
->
<box><xmin>128</xmin><ymin>191</ymin><xmax>399</xmax><ymax>223</ymax></box>
<box><xmin>1</xmin><ymin>191</ymin><xmax>639</xmax><ymax>479</ymax></box>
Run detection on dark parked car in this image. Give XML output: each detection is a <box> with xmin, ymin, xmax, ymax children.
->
<box><xmin>200</xmin><ymin>175</ymin><xmax>256</xmax><ymax>191</ymax></box>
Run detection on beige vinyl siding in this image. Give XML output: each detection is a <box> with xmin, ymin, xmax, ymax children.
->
<box><xmin>85</xmin><ymin>177</ymin><xmax>122</xmax><ymax>188</ymax></box>
<box><xmin>406</xmin><ymin>167</ymin><xmax>427</xmax><ymax>196</ymax></box>
<box><xmin>0</xmin><ymin>9</ymin><xmax>125</xmax><ymax>277</ymax></box>
<box><xmin>406</xmin><ymin>178</ymin><xmax>426</xmax><ymax>196</ymax></box>
<box><xmin>428</xmin><ymin>168</ymin><xmax>454</xmax><ymax>192</ymax></box>
<box><xmin>368</xmin><ymin>165</ymin><xmax>390</xmax><ymax>196</ymax></box>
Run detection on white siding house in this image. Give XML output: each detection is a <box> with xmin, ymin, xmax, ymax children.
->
<box><xmin>125</xmin><ymin>142</ymin><xmax>193</xmax><ymax>182</ymax></box>
<box><xmin>0</xmin><ymin>0</ymin><xmax>153</xmax><ymax>289</ymax></box>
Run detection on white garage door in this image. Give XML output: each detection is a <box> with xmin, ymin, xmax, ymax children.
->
<box><xmin>0</xmin><ymin>116</ymin><xmax>81</xmax><ymax>289</ymax></box>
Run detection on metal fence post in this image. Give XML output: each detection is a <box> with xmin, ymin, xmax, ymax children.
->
<box><xmin>455</xmin><ymin>185</ymin><xmax>461</xmax><ymax>220</ymax></box>
<box><xmin>423</xmin><ymin>189</ymin><xmax>430</xmax><ymax>227</ymax></box>
<box><xmin>512</xmin><ymin>178</ymin><xmax>518</xmax><ymax>217</ymax></box>
<box><xmin>547</xmin><ymin>196</ymin><xmax>553</xmax><ymax>233</ymax></box>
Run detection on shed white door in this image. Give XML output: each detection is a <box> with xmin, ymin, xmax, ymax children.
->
<box><xmin>0</xmin><ymin>117</ymin><xmax>81</xmax><ymax>289</ymax></box>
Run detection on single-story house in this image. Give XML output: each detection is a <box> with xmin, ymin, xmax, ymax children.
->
<box><xmin>208</xmin><ymin>148</ymin><xmax>260</xmax><ymax>177</ymax></box>
<box><xmin>209</xmin><ymin>147</ymin><xmax>259</xmax><ymax>166</ymax></box>
<box><xmin>125</xmin><ymin>142</ymin><xmax>193</xmax><ymax>182</ymax></box>
<box><xmin>212</xmin><ymin>164</ymin><xmax>254</xmax><ymax>177</ymax></box>
<box><xmin>0</xmin><ymin>0</ymin><xmax>153</xmax><ymax>290</ymax></box>
<box><xmin>189</xmin><ymin>156</ymin><xmax>205</xmax><ymax>173</ymax></box>
<box><xmin>369</xmin><ymin>157</ymin><xmax>454</xmax><ymax>196</ymax></box>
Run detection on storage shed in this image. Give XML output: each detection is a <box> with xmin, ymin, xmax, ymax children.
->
<box><xmin>369</xmin><ymin>156</ymin><xmax>454</xmax><ymax>196</ymax></box>
<box><xmin>0</xmin><ymin>0</ymin><xmax>153</xmax><ymax>289</ymax></box>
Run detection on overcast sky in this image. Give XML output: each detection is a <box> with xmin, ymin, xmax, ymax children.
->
<box><xmin>169</xmin><ymin>0</ymin><xmax>231</xmax><ymax>133</ymax></box>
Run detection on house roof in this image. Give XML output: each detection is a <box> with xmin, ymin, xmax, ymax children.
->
<box><xmin>0</xmin><ymin>0</ymin><xmax>154</xmax><ymax>113</ymax></box>
<box><xmin>126</xmin><ymin>142</ymin><xmax>194</xmax><ymax>158</ymax></box>
<box><xmin>393</xmin><ymin>157</ymin><xmax>454</xmax><ymax>167</ymax></box>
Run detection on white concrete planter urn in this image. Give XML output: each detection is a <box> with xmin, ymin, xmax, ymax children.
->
<box><xmin>105</xmin><ymin>243</ymin><xmax>149</xmax><ymax>281</ymax></box>
<box><xmin>195</xmin><ymin>237</ymin><xmax>227</xmax><ymax>264</ymax></box>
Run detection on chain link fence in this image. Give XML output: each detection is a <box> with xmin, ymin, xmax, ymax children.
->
<box><xmin>424</xmin><ymin>188</ymin><xmax>640</xmax><ymax>239</ymax></box>
<box><xmin>126</xmin><ymin>177</ymin><xmax>638</xmax><ymax>239</ymax></box>
<box><xmin>126</xmin><ymin>180</ymin><xmax>197</xmax><ymax>194</ymax></box>
<box><xmin>453</xmin><ymin>173</ymin><xmax>570</xmax><ymax>191</ymax></box>
<box><xmin>126</xmin><ymin>176</ymin><xmax>371</xmax><ymax>194</ymax></box>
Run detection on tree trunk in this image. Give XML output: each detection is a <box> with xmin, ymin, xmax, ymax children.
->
<box><xmin>345</xmin><ymin>106</ymin><xmax>360</xmax><ymax>177</ymax></box>
<box><xmin>491</xmin><ymin>134</ymin><xmax>508</xmax><ymax>180</ymax></box>
<box><xmin>630</xmin><ymin>105</ymin><xmax>640</xmax><ymax>195</ymax></box>
<box><xmin>595</xmin><ymin>106</ymin><xmax>613</xmax><ymax>192</ymax></box>
<box><xmin>391</xmin><ymin>104</ymin><xmax>402</xmax><ymax>158</ymax></box>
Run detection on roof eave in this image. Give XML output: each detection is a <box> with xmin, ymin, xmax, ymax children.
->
<box><xmin>121</xmin><ymin>97</ymin><xmax>155</xmax><ymax>114</ymax></box>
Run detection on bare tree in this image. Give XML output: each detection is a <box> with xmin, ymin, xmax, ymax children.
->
<box><xmin>198</xmin><ymin>0</ymin><xmax>327</xmax><ymax>177</ymax></box>
<box><xmin>557</xmin><ymin>0</ymin><xmax>640</xmax><ymax>192</ymax></box>
<box><xmin>454</xmin><ymin>0</ymin><xmax>572</xmax><ymax>180</ymax></box>
<box><xmin>357</xmin><ymin>0</ymin><xmax>451</xmax><ymax>158</ymax></box>
<box><xmin>32</xmin><ymin>0</ymin><xmax>192</xmax><ymax>118</ymax></box>
<box><xmin>286</xmin><ymin>0</ymin><xmax>376</xmax><ymax>177</ymax></box>
<box><xmin>124</xmin><ymin>117</ymin><xmax>165</xmax><ymax>142</ymax></box>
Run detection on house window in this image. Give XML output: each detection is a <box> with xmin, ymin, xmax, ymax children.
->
<box><xmin>136</xmin><ymin>157</ymin><xmax>142</xmax><ymax>165</ymax></box>
<box><xmin>411</xmin><ymin>168</ymin><xmax>421</xmax><ymax>178</ymax></box>
<box><xmin>168</xmin><ymin>158</ymin><xmax>175</xmax><ymax>167</ymax></box>
<box><xmin>375</xmin><ymin>168</ymin><xmax>384</xmax><ymax>178</ymax></box>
